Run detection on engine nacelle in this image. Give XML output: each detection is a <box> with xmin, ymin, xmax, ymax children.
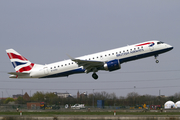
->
<box><xmin>104</xmin><ymin>59</ymin><xmax>121</xmax><ymax>71</ymax></box>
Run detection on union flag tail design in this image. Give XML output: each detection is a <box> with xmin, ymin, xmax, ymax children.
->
<box><xmin>6</xmin><ymin>49</ymin><xmax>34</xmax><ymax>73</ymax></box>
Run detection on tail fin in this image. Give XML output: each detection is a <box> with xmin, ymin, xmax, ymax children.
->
<box><xmin>6</xmin><ymin>49</ymin><xmax>34</xmax><ymax>73</ymax></box>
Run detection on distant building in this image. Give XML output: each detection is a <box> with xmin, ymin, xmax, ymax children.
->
<box><xmin>80</xmin><ymin>92</ymin><xmax>87</xmax><ymax>98</ymax></box>
<box><xmin>54</xmin><ymin>92</ymin><xmax>72</xmax><ymax>98</ymax></box>
<box><xmin>77</xmin><ymin>91</ymin><xmax>80</xmax><ymax>98</ymax></box>
<box><xmin>164</xmin><ymin>101</ymin><xmax>175</xmax><ymax>109</ymax></box>
<box><xmin>13</xmin><ymin>94</ymin><xmax>23</xmax><ymax>99</ymax></box>
<box><xmin>77</xmin><ymin>91</ymin><xmax>87</xmax><ymax>98</ymax></box>
<box><xmin>23</xmin><ymin>92</ymin><xmax>30</xmax><ymax>101</ymax></box>
<box><xmin>12</xmin><ymin>93</ymin><xmax>30</xmax><ymax>101</ymax></box>
<box><xmin>159</xmin><ymin>95</ymin><xmax>166</xmax><ymax>98</ymax></box>
<box><xmin>175</xmin><ymin>101</ymin><xmax>180</xmax><ymax>108</ymax></box>
<box><xmin>27</xmin><ymin>102</ymin><xmax>40</xmax><ymax>109</ymax></box>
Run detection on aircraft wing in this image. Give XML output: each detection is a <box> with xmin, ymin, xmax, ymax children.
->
<box><xmin>71</xmin><ymin>59</ymin><xmax>104</xmax><ymax>73</ymax></box>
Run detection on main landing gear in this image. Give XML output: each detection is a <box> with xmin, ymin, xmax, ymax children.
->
<box><xmin>92</xmin><ymin>73</ymin><xmax>98</xmax><ymax>80</ymax></box>
<box><xmin>155</xmin><ymin>55</ymin><xmax>159</xmax><ymax>63</ymax></box>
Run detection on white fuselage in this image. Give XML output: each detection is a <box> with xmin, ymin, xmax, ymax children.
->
<box><xmin>15</xmin><ymin>40</ymin><xmax>173</xmax><ymax>78</ymax></box>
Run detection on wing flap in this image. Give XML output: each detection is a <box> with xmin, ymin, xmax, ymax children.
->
<box><xmin>71</xmin><ymin>59</ymin><xmax>104</xmax><ymax>73</ymax></box>
<box><xmin>72</xmin><ymin>59</ymin><xmax>104</xmax><ymax>66</ymax></box>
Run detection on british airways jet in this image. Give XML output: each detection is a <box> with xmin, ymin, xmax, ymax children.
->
<box><xmin>6</xmin><ymin>40</ymin><xmax>173</xmax><ymax>79</ymax></box>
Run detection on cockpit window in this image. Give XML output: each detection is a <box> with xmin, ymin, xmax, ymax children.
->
<box><xmin>157</xmin><ymin>41</ymin><xmax>164</xmax><ymax>44</ymax></box>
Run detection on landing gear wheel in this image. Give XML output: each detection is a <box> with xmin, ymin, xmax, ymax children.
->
<box><xmin>156</xmin><ymin>60</ymin><xmax>159</xmax><ymax>63</ymax></box>
<box><xmin>154</xmin><ymin>55</ymin><xmax>159</xmax><ymax>64</ymax></box>
<box><xmin>92</xmin><ymin>73</ymin><xmax>98</xmax><ymax>80</ymax></box>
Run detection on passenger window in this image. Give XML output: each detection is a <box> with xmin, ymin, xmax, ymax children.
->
<box><xmin>109</xmin><ymin>54</ymin><xmax>110</xmax><ymax>56</ymax></box>
<box><xmin>112</xmin><ymin>53</ymin><xmax>114</xmax><ymax>55</ymax></box>
<box><xmin>61</xmin><ymin>65</ymin><xmax>63</xmax><ymax>67</ymax></box>
<box><xmin>134</xmin><ymin>48</ymin><xmax>136</xmax><ymax>50</ymax></box>
<box><xmin>65</xmin><ymin>64</ymin><xmax>67</xmax><ymax>66</ymax></box>
<box><xmin>69</xmin><ymin>63</ymin><xmax>70</xmax><ymax>65</ymax></box>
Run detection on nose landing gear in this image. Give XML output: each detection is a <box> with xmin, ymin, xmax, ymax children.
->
<box><xmin>92</xmin><ymin>73</ymin><xmax>98</xmax><ymax>80</ymax></box>
<box><xmin>155</xmin><ymin>55</ymin><xmax>159</xmax><ymax>63</ymax></box>
<box><xmin>156</xmin><ymin>60</ymin><xmax>159</xmax><ymax>63</ymax></box>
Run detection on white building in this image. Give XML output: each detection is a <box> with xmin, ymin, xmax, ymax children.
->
<box><xmin>54</xmin><ymin>92</ymin><xmax>72</xmax><ymax>98</ymax></box>
<box><xmin>164</xmin><ymin>101</ymin><xmax>175</xmax><ymax>109</ymax></box>
<box><xmin>175</xmin><ymin>101</ymin><xmax>180</xmax><ymax>108</ymax></box>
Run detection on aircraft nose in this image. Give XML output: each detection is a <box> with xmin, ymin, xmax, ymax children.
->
<box><xmin>170</xmin><ymin>46</ymin><xmax>173</xmax><ymax>50</ymax></box>
<box><xmin>167</xmin><ymin>44</ymin><xmax>173</xmax><ymax>50</ymax></box>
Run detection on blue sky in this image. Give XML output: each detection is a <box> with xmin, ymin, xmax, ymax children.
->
<box><xmin>0</xmin><ymin>0</ymin><xmax>180</xmax><ymax>98</ymax></box>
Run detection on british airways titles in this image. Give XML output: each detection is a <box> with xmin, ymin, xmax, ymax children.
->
<box><xmin>116</xmin><ymin>48</ymin><xmax>144</xmax><ymax>57</ymax></box>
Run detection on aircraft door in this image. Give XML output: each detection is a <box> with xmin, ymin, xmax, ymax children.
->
<box><xmin>44</xmin><ymin>67</ymin><xmax>49</xmax><ymax>75</ymax></box>
<box><xmin>149</xmin><ymin>46</ymin><xmax>154</xmax><ymax>51</ymax></box>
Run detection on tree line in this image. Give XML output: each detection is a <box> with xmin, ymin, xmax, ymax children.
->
<box><xmin>1</xmin><ymin>91</ymin><xmax>180</xmax><ymax>107</ymax></box>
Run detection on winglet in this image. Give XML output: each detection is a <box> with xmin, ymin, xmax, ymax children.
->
<box><xmin>66</xmin><ymin>54</ymin><xmax>75</xmax><ymax>60</ymax></box>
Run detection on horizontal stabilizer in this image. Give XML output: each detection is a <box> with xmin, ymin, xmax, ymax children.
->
<box><xmin>8</xmin><ymin>72</ymin><xmax>29</xmax><ymax>76</ymax></box>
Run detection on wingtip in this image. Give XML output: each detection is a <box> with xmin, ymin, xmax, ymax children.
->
<box><xmin>66</xmin><ymin>54</ymin><xmax>75</xmax><ymax>60</ymax></box>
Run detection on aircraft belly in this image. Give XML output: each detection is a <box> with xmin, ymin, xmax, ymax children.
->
<box><xmin>30</xmin><ymin>70</ymin><xmax>45</xmax><ymax>78</ymax></box>
<box><xmin>40</xmin><ymin>68</ymin><xmax>85</xmax><ymax>78</ymax></box>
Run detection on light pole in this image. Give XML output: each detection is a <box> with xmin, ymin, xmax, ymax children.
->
<box><xmin>93</xmin><ymin>89</ymin><xmax>94</xmax><ymax>108</ymax></box>
<box><xmin>134</xmin><ymin>86</ymin><xmax>136</xmax><ymax>92</ymax></box>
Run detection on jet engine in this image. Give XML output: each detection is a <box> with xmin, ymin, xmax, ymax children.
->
<box><xmin>104</xmin><ymin>59</ymin><xmax>121</xmax><ymax>71</ymax></box>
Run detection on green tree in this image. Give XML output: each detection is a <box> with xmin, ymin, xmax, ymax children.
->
<box><xmin>15</xmin><ymin>96</ymin><xmax>26</xmax><ymax>104</ymax></box>
<box><xmin>4</xmin><ymin>97</ymin><xmax>15</xmax><ymax>104</ymax></box>
<box><xmin>0</xmin><ymin>99</ymin><xmax>5</xmax><ymax>104</ymax></box>
<box><xmin>44</xmin><ymin>92</ymin><xmax>59</xmax><ymax>105</ymax></box>
<box><xmin>173</xmin><ymin>92</ymin><xmax>180</xmax><ymax>102</ymax></box>
<box><xmin>126</xmin><ymin>92</ymin><xmax>139</xmax><ymax>106</ymax></box>
<box><xmin>31</xmin><ymin>91</ymin><xmax>45</xmax><ymax>102</ymax></box>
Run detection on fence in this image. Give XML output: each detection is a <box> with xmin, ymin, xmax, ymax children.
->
<box><xmin>0</xmin><ymin>104</ymin><xmax>27</xmax><ymax>111</ymax></box>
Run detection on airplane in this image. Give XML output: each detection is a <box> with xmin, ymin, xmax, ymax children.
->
<box><xmin>6</xmin><ymin>40</ymin><xmax>173</xmax><ymax>80</ymax></box>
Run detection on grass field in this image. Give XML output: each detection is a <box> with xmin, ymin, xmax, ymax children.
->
<box><xmin>0</xmin><ymin>111</ymin><xmax>180</xmax><ymax>116</ymax></box>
